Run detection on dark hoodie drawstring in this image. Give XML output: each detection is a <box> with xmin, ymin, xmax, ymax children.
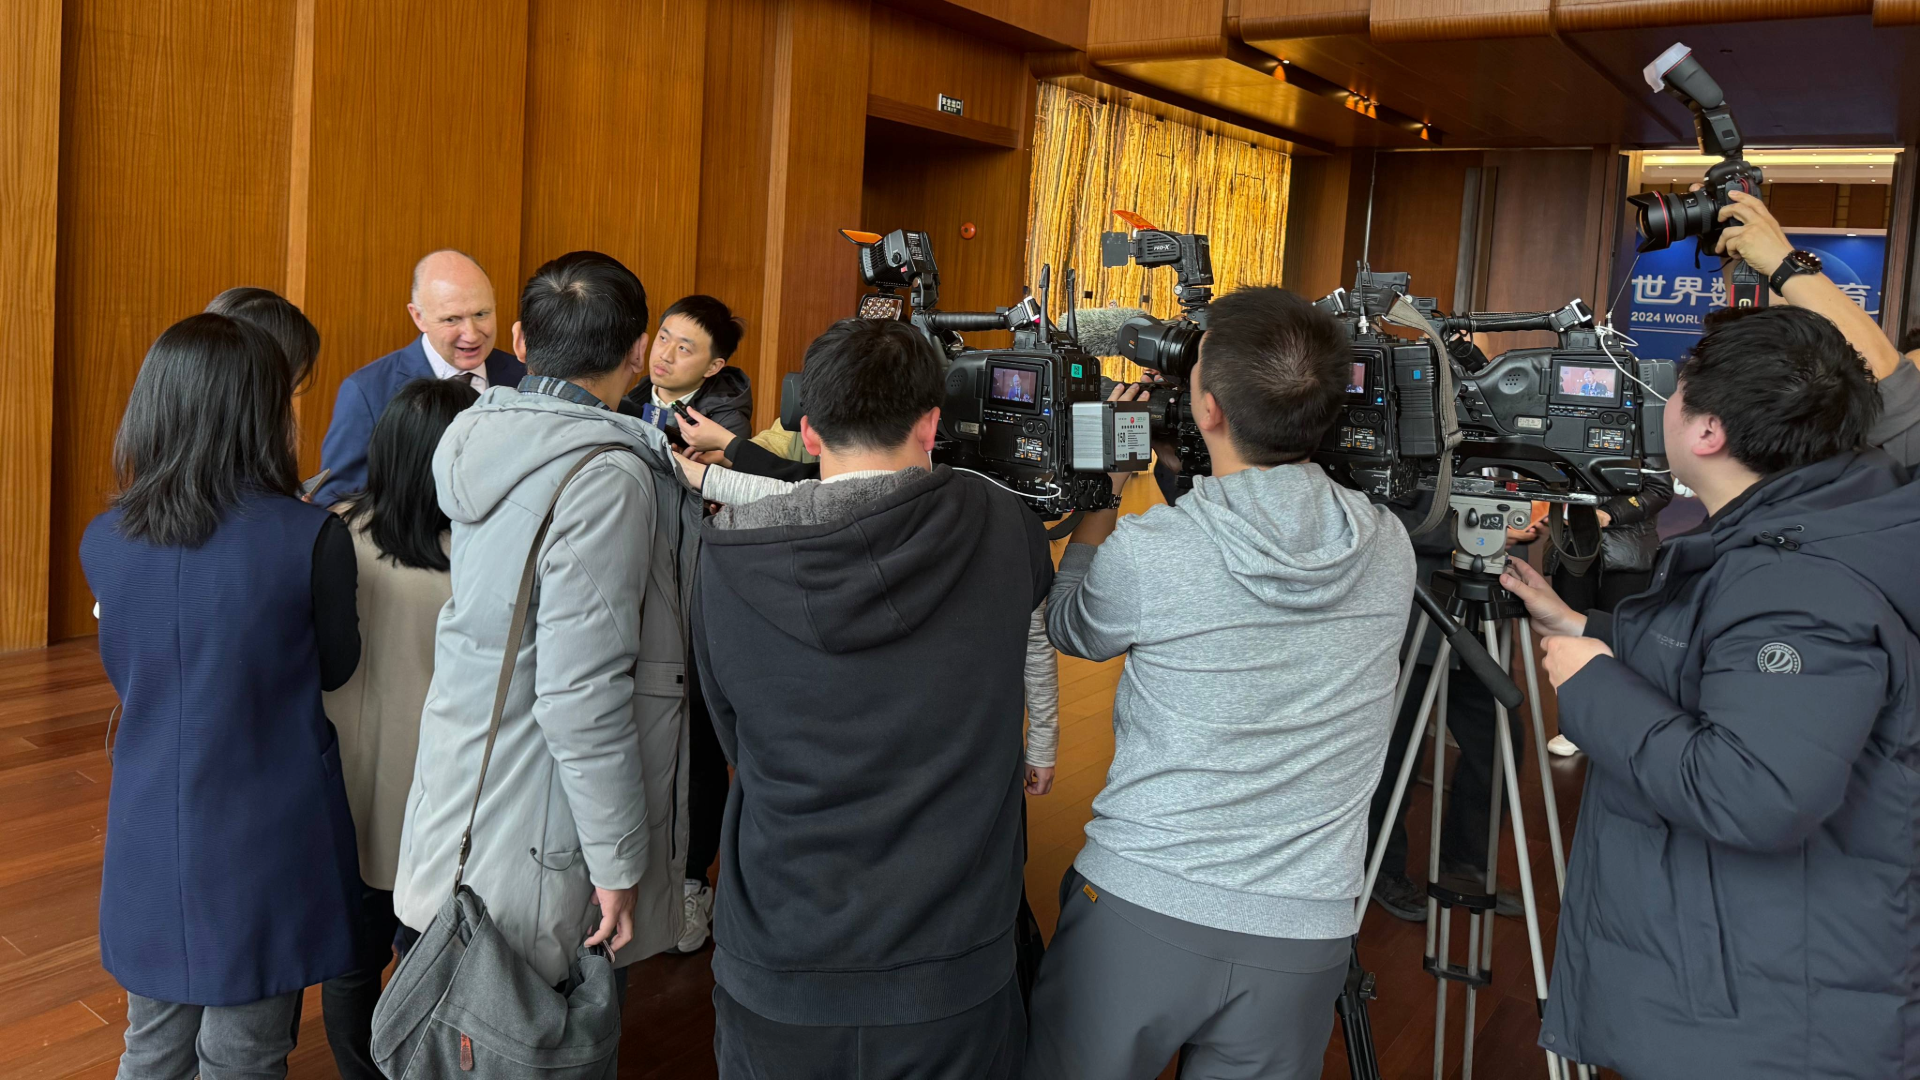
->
<box><xmin>1756</xmin><ymin>524</ymin><xmax>1805</xmax><ymax>552</ymax></box>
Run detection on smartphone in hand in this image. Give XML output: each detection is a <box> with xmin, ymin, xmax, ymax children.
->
<box><xmin>299</xmin><ymin>468</ymin><xmax>332</xmax><ymax>503</ymax></box>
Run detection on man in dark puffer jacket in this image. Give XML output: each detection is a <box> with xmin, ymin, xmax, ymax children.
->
<box><xmin>1502</xmin><ymin>305</ymin><xmax>1920</xmax><ymax>1078</ymax></box>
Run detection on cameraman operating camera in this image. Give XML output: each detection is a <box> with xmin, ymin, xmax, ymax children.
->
<box><xmin>1025</xmin><ymin>287</ymin><xmax>1414</xmax><ymax>1080</ymax></box>
<box><xmin>1500</xmin><ymin>303</ymin><xmax>1920</xmax><ymax>1077</ymax></box>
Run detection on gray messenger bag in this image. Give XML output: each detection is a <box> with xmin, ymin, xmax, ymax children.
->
<box><xmin>370</xmin><ymin>447</ymin><xmax>632</xmax><ymax>1080</ymax></box>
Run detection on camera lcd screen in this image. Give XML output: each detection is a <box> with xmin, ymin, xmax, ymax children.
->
<box><xmin>989</xmin><ymin>365</ymin><xmax>1040</xmax><ymax>408</ymax></box>
<box><xmin>1346</xmin><ymin>361</ymin><xmax>1368</xmax><ymax>396</ymax></box>
<box><xmin>1553</xmin><ymin>363</ymin><xmax>1620</xmax><ymax>404</ymax></box>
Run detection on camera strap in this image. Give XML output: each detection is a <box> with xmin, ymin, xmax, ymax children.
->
<box><xmin>1382</xmin><ymin>297</ymin><xmax>1463</xmax><ymax>537</ymax></box>
<box><xmin>1544</xmin><ymin>502</ymin><xmax>1603</xmax><ymax>578</ymax></box>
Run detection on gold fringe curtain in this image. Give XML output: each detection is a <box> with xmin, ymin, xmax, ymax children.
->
<box><xmin>1026</xmin><ymin>82</ymin><xmax>1291</xmax><ymax>381</ymax></box>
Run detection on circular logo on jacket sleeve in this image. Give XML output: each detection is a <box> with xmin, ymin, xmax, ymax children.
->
<box><xmin>1756</xmin><ymin>642</ymin><xmax>1802</xmax><ymax>674</ymax></box>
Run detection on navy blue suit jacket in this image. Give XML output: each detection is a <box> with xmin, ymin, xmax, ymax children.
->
<box><xmin>315</xmin><ymin>339</ymin><xmax>523</xmax><ymax>505</ymax></box>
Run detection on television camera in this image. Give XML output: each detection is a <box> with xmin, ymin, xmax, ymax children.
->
<box><xmin>1100</xmin><ymin>220</ymin><xmax>1675</xmax><ymax>550</ymax></box>
<box><xmin>796</xmin><ymin>229</ymin><xmax>1152</xmax><ymax>519</ymax></box>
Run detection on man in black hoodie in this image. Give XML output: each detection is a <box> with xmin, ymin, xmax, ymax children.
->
<box><xmin>1501</xmin><ymin>305</ymin><xmax>1920</xmax><ymax>1077</ymax></box>
<box><xmin>693</xmin><ymin>318</ymin><xmax>1051</xmax><ymax>1078</ymax></box>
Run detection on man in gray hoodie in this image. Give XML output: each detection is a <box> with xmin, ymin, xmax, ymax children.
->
<box><xmin>1026</xmin><ymin>286</ymin><xmax>1415</xmax><ymax>1079</ymax></box>
<box><xmin>394</xmin><ymin>252</ymin><xmax>700</xmax><ymax>998</ymax></box>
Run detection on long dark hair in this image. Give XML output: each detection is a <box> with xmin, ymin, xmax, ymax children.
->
<box><xmin>342</xmin><ymin>378</ymin><xmax>478</xmax><ymax>571</ymax></box>
<box><xmin>112</xmin><ymin>313</ymin><xmax>299</xmax><ymax>547</ymax></box>
<box><xmin>206</xmin><ymin>286</ymin><xmax>321</xmax><ymax>391</ymax></box>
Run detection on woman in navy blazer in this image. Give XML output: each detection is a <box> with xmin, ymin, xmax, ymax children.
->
<box><xmin>82</xmin><ymin>313</ymin><xmax>362</xmax><ymax>1080</ymax></box>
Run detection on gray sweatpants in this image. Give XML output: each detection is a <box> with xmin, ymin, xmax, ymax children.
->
<box><xmin>116</xmin><ymin>990</ymin><xmax>303</xmax><ymax>1080</ymax></box>
<box><xmin>1026</xmin><ymin>869</ymin><xmax>1347</xmax><ymax>1080</ymax></box>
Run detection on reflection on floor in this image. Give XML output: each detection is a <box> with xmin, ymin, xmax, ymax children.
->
<box><xmin>0</xmin><ymin>477</ymin><xmax>1601</xmax><ymax>1080</ymax></box>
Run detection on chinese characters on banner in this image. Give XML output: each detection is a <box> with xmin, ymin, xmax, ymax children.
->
<box><xmin>1621</xmin><ymin>231</ymin><xmax>1886</xmax><ymax>362</ymax></box>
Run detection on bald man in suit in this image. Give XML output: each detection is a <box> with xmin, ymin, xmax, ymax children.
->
<box><xmin>314</xmin><ymin>250</ymin><xmax>526</xmax><ymax>504</ymax></box>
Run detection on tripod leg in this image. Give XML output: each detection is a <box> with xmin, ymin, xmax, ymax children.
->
<box><xmin>1429</xmin><ymin>665</ymin><xmax>1450</xmax><ymax>1080</ymax></box>
<box><xmin>1460</xmin><ymin>620</ymin><xmax>1506</xmax><ymax>1080</ymax></box>
<box><xmin>1392</xmin><ymin>613</ymin><xmax>1431</xmax><ymax>723</ymax></box>
<box><xmin>1426</xmin><ymin>665</ymin><xmax>1449</xmax><ymax>951</ymax></box>
<box><xmin>1517</xmin><ymin>619</ymin><xmax>1569</xmax><ymax>897</ymax></box>
<box><xmin>1478</xmin><ymin>622</ymin><xmax>1564</xmax><ymax>1080</ymax></box>
<box><xmin>1480</xmin><ymin>624</ymin><xmax>1507</xmax><ymax>978</ymax></box>
<box><xmin>1358</xmin><ymin>641</ymin><xmax>1452</xmax><ymax>932</ymax></box>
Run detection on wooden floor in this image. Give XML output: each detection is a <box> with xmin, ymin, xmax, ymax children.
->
<box><xmin>0</xmin><ymin>479</ymin><xmax>1597</xmax><ymax>1079</ymax></box>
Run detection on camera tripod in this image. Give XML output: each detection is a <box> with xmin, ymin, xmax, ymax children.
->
<box><xmin>1338</xmin><ymin>494</ymin><xmax>1589</xmax><ymax>1080</ymax></box>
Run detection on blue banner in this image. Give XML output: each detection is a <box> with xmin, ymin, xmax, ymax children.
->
<box><xmin>1621</xmin><ymin>231</ymin><xmax>1886</xmax><ymax>362</ymax></box>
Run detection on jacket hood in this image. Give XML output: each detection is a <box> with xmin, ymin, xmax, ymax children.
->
<box><xmin>433</xmin><ymin>386</ymin><xmax>672</xmax><ymax>524</ymax></box>
<box><xmin>699</xmin><ymin>467</ymin><xmax>987</xmax><ymax>654</ymax></box>
<box><xmin>1182</xmin><ymin>463</ymin><xmax>1399</xmax><ymax>610</ymax></box>
<box><xmin>1699</xmin><ymin>450</ymin><xmax>1920</xmax><ymax>637</ymax></box>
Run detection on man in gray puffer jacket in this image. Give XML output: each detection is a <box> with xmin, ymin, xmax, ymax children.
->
<box><xmin>394</xmin><ymin>252</ymin><xmax>702</xmax><ymax>990</ymax></box>
<box><xmin>1026</xmin><ymin>287</ymin><xmax>1415</xmax><ymax>1079</ymax></box>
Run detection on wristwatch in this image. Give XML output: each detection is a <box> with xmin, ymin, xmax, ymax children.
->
<box><xmin>1768</xmin><ymin>249</ymin><xmax>1823</xmax><ymax>294</ymax></box>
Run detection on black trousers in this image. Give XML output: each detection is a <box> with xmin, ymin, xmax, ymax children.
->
<box><xmin>687</xmin><ymin>665</ymin><xmax>728</xmax><ymax>885</ymax></box>
<box><xmin>713</xmin><ymin>978</ymin><xmax>1025</xmax><ymax>1080</ymax></box>
<box><xmin>1367</xmin><ymin>662</ymin><xmax>1524</xmax><ymax>877</ymax></box>
<box><xmin>322</xmin><ymin>882</ymin><xmax>399</xmax><ymax>1080</ymax></box>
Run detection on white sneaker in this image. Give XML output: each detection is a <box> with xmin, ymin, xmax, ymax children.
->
<box><xmin>1547</xmin><ymin>734</ymin><xmax>1581</xmax><ymax>758</ymax></box>
<box><xmin>674</xmin><ymin>880</ymin><xmax>713</xmax><ymax>954</ymax></box>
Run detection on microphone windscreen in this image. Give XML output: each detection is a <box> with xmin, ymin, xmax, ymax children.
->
<box><xmin>1073</xmin><ymin>306</ymin><xmax>1148</xmax><ymax>357</ymax></box>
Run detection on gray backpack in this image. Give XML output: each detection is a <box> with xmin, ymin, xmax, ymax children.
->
<box><xmin>371</xmin><ymin>447</ymin><xmax>631</xmax><ymax>1079</ymax></box>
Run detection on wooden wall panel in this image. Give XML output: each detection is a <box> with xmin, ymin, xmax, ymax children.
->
<box><xmin>1479</xmin><ymin>148</ymin><xmax>1606</xmax><ymax>350</ymax></box>
<box><xmin>1767</xmin><ymin>182</ymin><xmax>1842</xmax><ymax>228</ymax></box>
<box><xmin>293</xmin><ymin>0</ymin><xmax>529</xmax><ymax>470</ymax></box>
<box><xmin>1361</xmin><ymin>150</ymin><xmax>1478</xmax><ymax>307</ymax></box>
<box><xmin>50</xmin><ymin>0</ymin><xmax>299</xmax><ymax>641</ymax></box>
<box><xmin>1282</xmin><ymin>150</ymin><xmax>1363</xmax><ymax>299</ymax></box>
<box><xmin>869</xmin><ymin>4</ymin><xmax>1030</xmax><ymax>134</ymax></box>
<box><xmin>521</xmin><ymin>0</ymin><xmax>706</xmax><ymax>328</ymax></box>
<box><xmin>751</xmin><ymin>0</ymin><xmax>875</xmax><ymax>426</ymax></box>
<box><xmin>696</xmin><ymin>0</ymin><xmax>778</xmax><ymax>407</ymax></box>
<box><xmin>860</xmin><ymin>122</ymin><xmax>1033</xmax><ymax>345</ymax></box>
<box><xmin>0</xmin><ymin>0</ymin><xmax>61</xmax><ymax>651</ymax></box>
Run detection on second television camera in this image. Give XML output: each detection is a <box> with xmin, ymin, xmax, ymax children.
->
<box><xmin>1100</xmin><ymin>220</ymin><xmax>1674</xmax><ymax>518</ymax></box>
<box><xmin>822</xmin><ymin>229</ymin><xmax>1152</xmax><ymax>517</ymax></box>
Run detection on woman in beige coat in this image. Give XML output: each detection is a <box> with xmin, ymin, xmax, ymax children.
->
<box><xmin>320</xmin><ymin>377</ymin><xmax>478</xmax><ymax>1080</ymax></box>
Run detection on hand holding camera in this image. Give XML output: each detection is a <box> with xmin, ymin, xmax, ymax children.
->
<box><xmin>1714</xmin><ymin>190</ymin><xmax>1794</xmax><ymax>277</ymax></box>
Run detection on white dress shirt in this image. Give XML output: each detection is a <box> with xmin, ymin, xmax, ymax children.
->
<box><xmin>421</xmin><ymin>333</ymin><xmax>488</xmax><ymax>391</ymax></box>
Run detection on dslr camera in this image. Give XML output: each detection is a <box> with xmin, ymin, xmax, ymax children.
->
<box><xmin>1626</xmin><ymin>44</ymin><xmax>1769</xmax><ymax>306</ymax></box>
<box><xmin>799</xmin><ymin>229</ymin><xmax>1152</xmax><ymax>518</ymax></box>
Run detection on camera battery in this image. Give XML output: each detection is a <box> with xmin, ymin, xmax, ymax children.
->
<box><xmin>1071</xmin><ymin>401</ymin><xmax>1153</xmax><ymax>472</ymax></box>
<box><xmin>1393</xmin><ymin>345</ymin><xmax>1440</xmax><ymax>456</ymax></box>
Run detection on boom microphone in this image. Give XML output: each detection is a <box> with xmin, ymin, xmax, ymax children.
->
<box><xmin>1073</xmin><ymin>305</ymin><xmax>1148</xmax><ymax>357</ymax></box>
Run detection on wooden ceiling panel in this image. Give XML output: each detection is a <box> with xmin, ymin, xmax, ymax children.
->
<box><xmin>1100</xmin><ymin>56</ymin><xmax>1432</xmax><ymax>147</ymax></box>
<box><xmin>1369</xmin><ymin>0</ymin><xmax>1552</xmax><ymax>42</ymax></box>
<box><xmin>1564</xmin><ymin>15</ymin><xmax>1920</xmax><ymax>146</ymax></box>
<box><xmin>1247</xmin><ymin>32</ymin><xmax>1654</xmax><ymax>146</ymax></box>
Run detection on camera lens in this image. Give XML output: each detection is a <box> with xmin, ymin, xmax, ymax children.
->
<box><xmin>1119</xmin><ymin>317</ymin><xmax>1204</xmax><ymax>383</ymax></box>
<box><xmin>1629</xmin><ymin>189</ymin><xmax>1719</xmax><ymax>253</ymax></box>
